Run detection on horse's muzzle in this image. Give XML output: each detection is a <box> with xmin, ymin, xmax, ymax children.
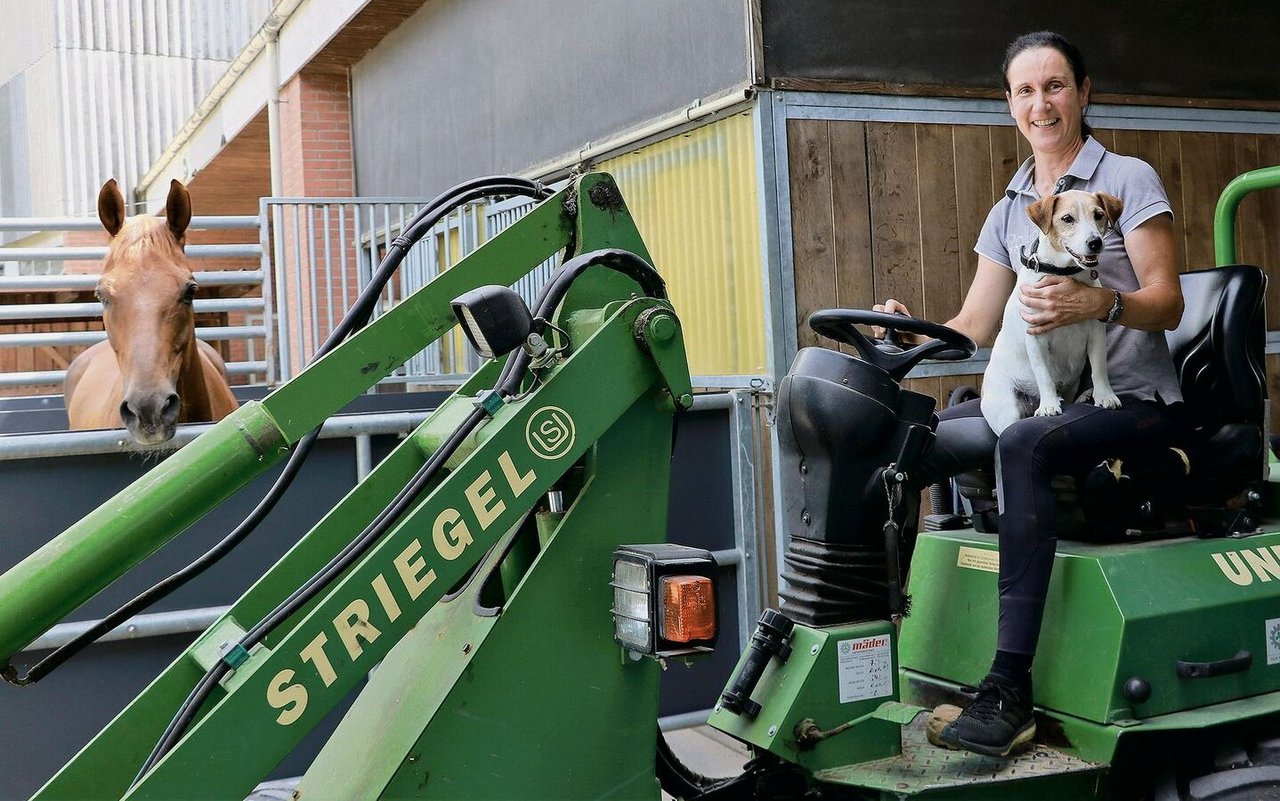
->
<box><xmin>120</xmin><ymin>392</ymin><xmax>181</xmax><ymax>443</ymax></box>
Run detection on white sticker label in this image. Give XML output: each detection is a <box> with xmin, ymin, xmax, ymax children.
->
<box><xmin>836</xmin><ymin>634</ymin><xmax>893</xmax><ymax>703</ymax></box>
<box><xmin>1267</xmin><ymin>618</ymin><xmax>1280</xmax><ymax>666</ymax></box>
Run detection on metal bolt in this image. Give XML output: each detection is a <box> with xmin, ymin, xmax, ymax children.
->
<box><xmin>800</xmin><ymin>464</ymin><xmax>808</xmax><ymax>474</ymax></box>
<box><xmin>647</xmin><ymin>314</ymin><xmax>678</xmax><ymax>342</ymax></box>
<box><xmin>462</xmin><ymin>643</ymin><xmax>472</xmax><ymax>654</ymax></box>
<box><xmin>767</xmin><ymin>725</ymin><xmax>778</xmax><ymax>737</ymax></box>
<box><xmin>1248</xmin><ymin>490</ymin><xmax>1262</xmax><ymax>503</ymax></box>
<box><xmin>810</xmin><ymin>644</ymin><xmax>819</xmax><ymax>655</ymax></box>
<box><xmin>801</xmin><ymin>513</ymin><xmax>811</xmax><ymax>525</ymax></box>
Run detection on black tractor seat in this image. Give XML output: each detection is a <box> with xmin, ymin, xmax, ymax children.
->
<box><xmin>945</xmin><ymin>264</ymin><xmax>1268</xmax><ymax>541</ymax></box>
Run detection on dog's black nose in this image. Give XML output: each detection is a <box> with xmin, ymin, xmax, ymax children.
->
<box><xmin>1087</xmin><ymin>235</ymin><xmax>1102</xmax><ymax>253</ymax></box>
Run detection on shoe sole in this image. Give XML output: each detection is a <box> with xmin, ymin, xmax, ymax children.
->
<box><xmin>950</xmin><ymin>719</ymin><xmax>1037</xmax><ymax>758</ymax></box>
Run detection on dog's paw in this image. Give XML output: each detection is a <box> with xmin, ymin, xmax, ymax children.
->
<box><xmin>1094</xmin><ymin>390</ymin><xmax>1121</xmax><ymax>409</ymax></box>
<box><xmin>1034</xmin><ymin>400</ymin><xmax>1063</xmax><ymax>417</ymax></box>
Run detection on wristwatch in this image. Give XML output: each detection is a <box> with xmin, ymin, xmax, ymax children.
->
<box><xmin>1103</xmin><ymin>290</ymin><xmax>1124</xmax><ymax>324</ymax></box>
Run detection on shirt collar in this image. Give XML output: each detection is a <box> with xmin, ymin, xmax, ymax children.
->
<box><xmin>1006</xmin><ymin>135</ymin><xmax>1105</xmax><ymax>199</ymax></box>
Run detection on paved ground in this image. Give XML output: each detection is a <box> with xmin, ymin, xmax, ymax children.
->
<box><xmin>661</xmin><ymin>724</ymin><xmax>751</xmax><ymax>798</ymax></box>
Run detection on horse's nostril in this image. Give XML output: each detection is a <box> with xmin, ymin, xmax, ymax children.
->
<box><xmin>119</xmin><ymin>400</ymin><xmax>137</xmax><ymax>426</ymax></box>
<box><xmin>161</xmin><ymin>393</ymin><xmax>181</xmax><ymax>424</ymax></box>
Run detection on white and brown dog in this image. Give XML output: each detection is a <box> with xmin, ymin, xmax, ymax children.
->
<box><xmin>981</xmin><ymin>190</ymin><xmax>1125</xmax><ymax>435</ymax></box>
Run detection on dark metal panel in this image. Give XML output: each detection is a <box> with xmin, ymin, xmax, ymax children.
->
<box><xmin>351</xmin><ymin>0</ymin><xmax>751</xmax><ymax>197</ymax></box>
<box><xmin>761</xmin><ymin>0</ymin><xmax>1280</xmax><ymax>102</ymax></box>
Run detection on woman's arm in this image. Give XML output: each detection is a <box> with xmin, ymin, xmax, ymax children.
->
<box><xmin>875</xmin><ymin>256</ymin><xmax>1014</xmax><ymax>346</ymax></box>
<box><xmin>1019</xmin><ymin>213</ymin><xmax>1183</xmax><ymax>334</ymax></box>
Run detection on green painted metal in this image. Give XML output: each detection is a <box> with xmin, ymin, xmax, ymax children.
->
<box><xmin>0</xmin><ymin>402</ymin><xmax>289</xmax><ymax>665</ymax></box>
<box><xmin>1214</xmin><ymin>164</ymin><xmax>1280</xmax><ymax>264</ymax></box>
<box><xmin>709</xmin><ymin>621</ymin><xmax>901</xmax><ymax>772</ymax></box>
<box><xmin>900</xmin><ymin>526</ymin><xmax>1280</xmax><ymax>764</ymax></box>
<box><xmin>302</xmin><ymin>393</ymin><xmax>675</xmax><ymax>799</ymax></box>
<box><xmin>17</xmin><ymin>173</ymin><xmax>688</xmax><ymax>800</ymax></box>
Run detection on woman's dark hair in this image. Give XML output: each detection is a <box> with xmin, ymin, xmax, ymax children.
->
<box><xmin>1002</xmin><ymin>31</ymin><xmax>1093</xmax><ymax>137</ymax></box>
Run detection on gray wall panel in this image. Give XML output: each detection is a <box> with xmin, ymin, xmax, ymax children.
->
<box><xmin>352</xmin><ymin>0</ymin><xmax>750</xmax><ymax>197</ymax></box>
<box><xmin>761</xmin><ymin>0</ymin><xmax>1280</xmax><ymax>102</ymax></box>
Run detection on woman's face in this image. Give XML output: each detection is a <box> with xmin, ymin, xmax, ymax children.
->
<box><xmin>1005</xmin><ymin>47</ymin><xmax>1091</xmax><ymax>156</ymax></box>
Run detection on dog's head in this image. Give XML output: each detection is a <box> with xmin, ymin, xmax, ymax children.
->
<box><xmin>1026</xmin><ymin>189</ymin><xmax>1123</xmax><ymax>268</ymax></box>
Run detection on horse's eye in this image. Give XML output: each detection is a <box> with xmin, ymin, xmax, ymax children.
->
<box><xmin>182</xmin><ymin>284</ymin><xmax>198</xmax><ymax>304</ymax></box>
<box><xmin>1060</xmin><ymin>214</ymin><xmax>1074</xmax><ymax>224</ymax></box>
<box><xmin>95</xmin><ymin>289</ymin><xmax>109</xmax><ymax>306</ymax></box>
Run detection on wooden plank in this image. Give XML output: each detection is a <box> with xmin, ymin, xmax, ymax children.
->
<box><xmin>953</xmin><ymin>126</ymin><xmax>993</xmax><ymax>296</ymax></box>
<box><xmin>1255</xmin><ymin>135</ymin><xmax>1280</xmax><ymax>329</ymax></box>
<box><xmin>830</xmin><ymin>121</ymin><xmax>874</xmax><ymax>315</ymax></box>
<box><xmin>1232</xmin><ymin>135</ymin><xmax>1267</xmax><ymax>270</ymax></box>
<box><xmin>914</xmin><ymin>124</ymin><xmax>962</xmax><ymax>322</ymax></box>
<box><xmin>1155</xmin><ymin>131</ymin><xmax>1189</xmax><ymax>271</ymax></box>
<box><xmin>1091</xmin><ymin>128</ymin><xmax>1116</xmax><ymax>152</ymax></box>
<box><xmin>867</xmin><ymin>123</ymin><xmax>924</xmax><ymax>316</ymax></box>
<box><xmin>1178</xmin><ymin>131</ymin><xmax>1220</xmax><ymax>270</ymax></box>
<box><xmin>989</xmin><ymin>126</ymin><xmax>1020</xmax><ymax>203</ymax></box>
<box><xmin>1111</xmin><ymin>129</ymin><xmax>1139</xmax><ymax>157</ymax></box>
<box><xmin>786</xmin><ymin>118</ymin><xmax>837</xmax><ymax>350</ymax></box>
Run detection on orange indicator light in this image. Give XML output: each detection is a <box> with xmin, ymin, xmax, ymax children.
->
<box><xmin>660</xmin><ymin>575</ymin><xmax>716</xmax><ymax>642</ymax></box>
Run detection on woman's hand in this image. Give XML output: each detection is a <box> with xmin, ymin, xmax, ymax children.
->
<box><xmin>1019</xmin><ymin>276</ymin><xmax>1112</xmax><ymax>335</ymax></box>
<box><xmin>871</xmin><ymin>298</ymin><xmax>921</xmax><ymax>343</ymax></box>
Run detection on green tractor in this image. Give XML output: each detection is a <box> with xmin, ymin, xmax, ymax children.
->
<box><xmin>0</xmin><ymin>167</ymin><xmax>1279</xmax><ymax>800</ymax></box>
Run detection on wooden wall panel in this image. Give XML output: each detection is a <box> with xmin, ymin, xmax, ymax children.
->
<box><xmin>787</xmin><ymin>120</ymin><xmax>1280</xmax><ymax>427</ymax></box>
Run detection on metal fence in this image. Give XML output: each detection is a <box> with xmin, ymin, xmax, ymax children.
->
<box><xmin>0</xmin><ymin>215</ymin><xmax>267</xmax><ymax>389</ymax></box>
<box><xmin>264</xmin><ymin>194</ymin><xmax>558</xmax><ymax>384</ymax></box>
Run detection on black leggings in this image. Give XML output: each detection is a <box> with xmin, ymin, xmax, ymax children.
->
<box><xmin>918</xmin><ymin>398</ymin><xmax>1184</xmax><ymax>656</ymax></box>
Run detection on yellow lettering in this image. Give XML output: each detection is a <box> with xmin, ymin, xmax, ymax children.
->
<box><xmin>371</xmin><ymin>574</ymin><xmax>401</xmax><ymax>623</ymax></box>
<box><xmin>433</xmin><ymin>507</ymin><xmax>473</xmax><ymax>560</ymax></box>
<box><xmin>465</xmin><ymin>471</ymin><xmax>505</xmax><ymax>530</ymax></box>
<box><xmin>334</xmin><ymin>599</ymin><xmax>381</xmax><ymax>661</ymax></box>
<box><xmin>300</xmin><ymin>632</ymin><xmax>338</xmax><ymax>687</ymax></box>
<box><xmin>267</xmin><ymin>669</ymin><xmax>308</xmax><ymax>726</ymax></box>
<box><xmin>1213</xmin><ymin>552</ymin><xmax>1254</xmax><ymax>587</ymax></box>
<box><xmin>499</xmin><ymin>450</ymin><xmax>536</xmax><ymax>496</ymax></box>
<box><xmin>1243</xmin><ymin>548</ymin><xmax>1280</xmax><ymax>582</ymax></box>
<box><xmin>395</xmin><ymin>539</ymin><xmax>438</xmax><ymax>600</ymax></box>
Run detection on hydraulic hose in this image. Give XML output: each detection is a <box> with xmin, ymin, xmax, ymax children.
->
<box><xmin>135</xmin><ymin>243</ymin><xmax>668</xmax><ymax>784</ymax></box>
<box><xmin>7</xmin><ymin>177</ymin><xmax>553</xmax><ymax>688</ymax></box>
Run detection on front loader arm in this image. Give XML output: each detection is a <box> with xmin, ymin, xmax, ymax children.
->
<box><xmin>0</xmin><ymin>173</ymin><xmax>689</xmax><ymax>800</ymax></box>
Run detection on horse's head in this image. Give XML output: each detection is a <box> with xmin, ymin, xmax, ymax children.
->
<box><xmin>95</xmin><ymin>178</ymin><xmax>197</xmax><ymax>445</ymax></box>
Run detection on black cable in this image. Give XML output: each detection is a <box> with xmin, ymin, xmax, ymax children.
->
<box><xmin>7</xmin><ymin>178</ymin><xmax>553</xmax><ymax>690</ymax></box>
<box><xmin>136</xmin><ymin>243</ymin><xmax>664</xmax><ymax>782</ymax></box>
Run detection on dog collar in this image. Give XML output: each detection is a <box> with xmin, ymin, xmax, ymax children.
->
<box><xmin>1018</xmin><ymin>240</ymin><xmax>1098</xmax><ymax>281</ymax></box>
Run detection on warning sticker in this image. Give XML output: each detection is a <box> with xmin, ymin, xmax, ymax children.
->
<box><xmin>836</xmin><ymin>634</ymin><xmax>893</xmax><ymax>704</ymax></box>
<box><xmin>957</xmin><ymin>546</ymin><xmax>999</xmax><ymax>573</ymax></box>
<box><xmin>1266</xmin><ymin>618</ymin><xmax>1280</xmax><ymax>666</ymax></box>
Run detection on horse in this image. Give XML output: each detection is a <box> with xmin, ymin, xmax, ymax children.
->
<box><xmin>64</xmin><ymin>179</ymin><xmax>238</xmax><ymax>445</ymax></box>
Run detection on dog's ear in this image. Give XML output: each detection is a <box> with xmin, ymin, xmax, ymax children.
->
<box><xmin>1096</xmin><ymin>192</ymin><xmax>1124</xmax><ymax>230</ymax></box>
<box><xmin>1026</xmin><ymin>195</ymin><xmax>1057</xmax><ymax>233</ymax></box>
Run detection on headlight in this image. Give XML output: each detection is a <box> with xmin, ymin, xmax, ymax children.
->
<box><xmin>611</xmin><ymin>544</ymin><xmax>718</xmax><ymax>658</ymax></box>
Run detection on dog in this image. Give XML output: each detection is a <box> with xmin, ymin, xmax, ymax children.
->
<box><xmin>980</xmin><ymin>189</ymin><xmax>1124</xmax><ymax>435</ymax></box>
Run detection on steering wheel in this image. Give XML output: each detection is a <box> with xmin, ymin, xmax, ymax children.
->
<box><xmin>808</xmin><ymin>309</ymin><xmax>976</xmax><ymax>382</ymax></box>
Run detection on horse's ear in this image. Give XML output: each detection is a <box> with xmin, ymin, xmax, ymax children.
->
<box><xmin>165</xmin><ymin>179</ymin><xmax>192</xmax><ymax>241</ymax></box>
<box><xmin>97</xmin><ymin>179</ymin><xmax>125</xmax><ymax>237</ymax></box>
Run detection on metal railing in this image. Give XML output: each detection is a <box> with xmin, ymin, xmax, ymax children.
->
<box><xmin>264</xmin><ymin>193</ymin><xmax>559</xmax><ymax>384</ymax></box>
<box><xmin>0</xmin><ymin>215</ymin><xmax>266</xmax><ymax>389</ymax></box>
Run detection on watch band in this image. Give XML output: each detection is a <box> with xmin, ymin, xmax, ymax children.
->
<box><xmin>1104</xmin><ymin>290</ymin><xmax>1124</xmax><ymax>324</ymax></box>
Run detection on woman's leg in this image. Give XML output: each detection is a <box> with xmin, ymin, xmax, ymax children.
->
<box><xmin>916</xmin><ymin>398</ymin><xmax>997</xmax><ymax>486</ymax></box>
<box><xmin>993</xmin><ymin>400</ymin><xmax>1180</xmax><ymax>657</ymax></box>
<box><xmin>940</xmin><ymin>400</ymin><xmax>1182</xmax><ymax>756</ymax></box>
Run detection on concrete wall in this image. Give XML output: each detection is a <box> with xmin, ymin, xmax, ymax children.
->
<box><xmin>350</xmin><ymin>0</ymin><xmax>751</xmax><ymax>196</ymax></box>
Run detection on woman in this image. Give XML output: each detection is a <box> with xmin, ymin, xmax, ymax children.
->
<box><xmin>875</xmin><ymin>32</ymin><xmax>1185</xmax><ymax>757</ymax></box>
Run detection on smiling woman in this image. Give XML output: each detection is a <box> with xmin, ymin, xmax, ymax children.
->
<box><xmin>872</xmin><ymin>30</ymin><xmax>1188</xmax><ymax>760</ymax></box>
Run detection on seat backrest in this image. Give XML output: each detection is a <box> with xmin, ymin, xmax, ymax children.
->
<box><xmin>1165</xmin><ymin>265</ymin><xmax>1267</xmax><ymax>436</ymax></box>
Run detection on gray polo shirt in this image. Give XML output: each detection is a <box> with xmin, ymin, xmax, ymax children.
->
<box><xmin>975</xmin><ymin>136</ymin><xmax>1182</xmax><ymax>405</ymax></box>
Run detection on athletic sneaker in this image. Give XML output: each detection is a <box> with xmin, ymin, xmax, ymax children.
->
<box><xmin>936</xmin><ymin>674</ymin><xmax>1036</xmax><ymax>757</ymax></box>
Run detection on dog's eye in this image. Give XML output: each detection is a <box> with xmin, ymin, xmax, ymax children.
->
<box><xmin>1060</xmin><ymin>214</ymin><xmax>1074</xmax><ymax>224</ymax></box>
<box><xmin>1094</xmin><ymin>210</ymin><xmax>1105</xmax><ymax>221</ymax></box>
